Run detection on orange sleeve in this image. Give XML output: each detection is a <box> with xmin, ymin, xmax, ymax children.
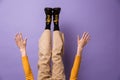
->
<box><xmin>22</xmin><ymin>56</ymin><xmax>34</xmax><ymax>80</ymax></box>
<box><xmin>70</xmin><ymin>55</ymin><xmax>81</xmax><ymax>80</ymax></box>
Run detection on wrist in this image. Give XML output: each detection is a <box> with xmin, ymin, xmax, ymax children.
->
<box><xmin>20</xmin><ymin>48</ymin><xmax>27</xmax><ymax>56</ymax></box>
<box><xmin>77</xmin><ymin>46</ymin><xmax>83</xmax><ymax>51</ymax></box>
<box><xmin>76</xmin><ymin>47</ymin><xmax>83</xmax><ymax>56</ymax></box>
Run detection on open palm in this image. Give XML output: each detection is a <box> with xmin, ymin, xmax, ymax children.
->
<box><xmin>77</xmin><ymin>32</ymin><xmax>90</xmax><ymax>48</ymax></box>
<box><xmin>15</xmin><ymin>33</ymin><xmax>27</xmax><ymax>50</ymax></box>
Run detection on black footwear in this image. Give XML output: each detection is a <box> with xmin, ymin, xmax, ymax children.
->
<box><xmin>44</xmin><ymin>7</ymin><xmax>52</xmax><ymax>30</ymax></box>
<box><xmin>53</xmin><ymin>7</ymin><xmax>61</xmax><ymax>15</ymax></box>
<box><xmin>53</xmin><ymin>7</ymin><xmax>61</xmax><ymax>31</ymax></box>
<box><xmin>44</xmin><ymin>7</ymin><xmax>52</xmax><ymax>15</ymax></box>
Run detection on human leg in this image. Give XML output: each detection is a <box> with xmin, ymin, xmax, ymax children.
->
<box><xmin>51</xmin><ymin>7</ymin><xmax>66</xmax><ymax>80</ymax></box>
<box><xmin>52</xmin><ymin>31</ymin><xmax>65</xmax><ymax>80</ymax></box>
<box><xmin>37</xmin><ymin>7</ymin><xmax>52</xmax><ymax>80</ymax></box>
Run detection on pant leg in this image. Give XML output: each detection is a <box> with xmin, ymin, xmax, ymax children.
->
<box><xmin>37</xmin><ymin>30</ymin><xmax>52</xmax><ymax>80</ymax></box>
<box><xmin>51</xmin><ymin>31</ymin><xmax>66</xmax><ymax>80</ymax></box>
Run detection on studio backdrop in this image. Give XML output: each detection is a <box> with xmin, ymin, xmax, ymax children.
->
<box><xmin>0</xmin><ymin>0</ymin><xmax>120</xmax><ymax>80</ymax></box>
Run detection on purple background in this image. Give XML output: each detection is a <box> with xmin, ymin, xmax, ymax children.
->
<box><xmin>0</xmin><ymin>0</ymin><xmax>120</xmax><ymax>80</ymax></box>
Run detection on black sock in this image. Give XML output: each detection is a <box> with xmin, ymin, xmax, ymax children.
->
<box><xmin>44</xmin><ymin>8</ymin><xmax>52</xmax><ymax>30</ymax></box>
<box><xmin>53</xmin><ymin>15</ymin><xmax>60</xmax><ymax>31</ymax></box>
<box><xmin>53</xmin><ymin>8</ymin><xmax>61</xmax><ymax>31</ymax></box>
<box><xmin>45</xmin><ymin>14</ymin><xmax>52</xmax><ymax>30</ymax></box>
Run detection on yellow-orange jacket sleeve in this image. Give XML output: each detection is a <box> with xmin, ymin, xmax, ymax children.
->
<box><xmin>70</xmin><ymin>55</ymin><xmax>81</xmax><ymax>80</ymax></box>
<box><xmin>22</xmin><ymin>56</ymin><xmax>34</xmax><ymax>80</ymax></box>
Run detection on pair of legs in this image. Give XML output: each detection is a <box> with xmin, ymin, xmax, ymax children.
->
<box><xmin>37</xmin><ymin>7</ymin><xmax>66</xmax><ymax>80</ymax></box>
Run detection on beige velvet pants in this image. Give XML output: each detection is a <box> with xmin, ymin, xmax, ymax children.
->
<box><xmin>37</xmin><ymin>30</ymin><xmax>66</xmax><ymax>80</ymax></box>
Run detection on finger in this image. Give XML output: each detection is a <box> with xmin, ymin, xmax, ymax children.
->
<box><xmin>15</xmin><ymin>33</ymin><xmax>19</xmax><ymax>41</ymax></box>
<box><xmin>86</xmin><ymin>34</ymin><xmax>91</xmax><ymax>44</ymax></box>
<box><xmin>20</xmin><ymin>33</ymin><xmax>24</xmax><ymax>41</ymax></box>
<box><xmin>15</xmin><ymin>35</ymin><xmax>19</xmax><ymax>45</ymax></box>
<box><xmin>24</xmin><ymin>38</ymin><xmax>27</xmax><ymax>43</ymax></box>
<box><xmin>15</xmin><ymin>33</ymin><xmax>19</xmax><ymax>38</ymax></box>
<box><xmin>19</xmin><ymin>33</ymin><xmax>22</xmax><ymax>39</ymax></box>
<box><xmin>82</xmin><ymin>32</ymin><xmax>87</xmax><ymax>39</ymax></box>
<box><xmin>17</xmin><ymin>33</ymin><xmax>21</xmax><ymax>41</ymax></box>
<box><xmin>86</xmin><ymin>34</ymin><xmax>90</xmax><ymax>41</ymax></box>
<box><xmin>84</xmin><ymin>32</ymin><xmax>89</xmax><ymax>39</ymax></box>
<box><xmin>77</xmin><ymin>35</ymin><xmax>80</xmax><ymax>41</ymax></box>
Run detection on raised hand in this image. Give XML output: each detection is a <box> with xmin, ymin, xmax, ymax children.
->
<box><xmin>77</xmin><ymin>32</ymin><xmax>90</xmax><ymax>55</ymax></box>
<box><xmin>15</xmin><ymin>33</ymin><xmax>27</xmax><ymax>56</ymax></box>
